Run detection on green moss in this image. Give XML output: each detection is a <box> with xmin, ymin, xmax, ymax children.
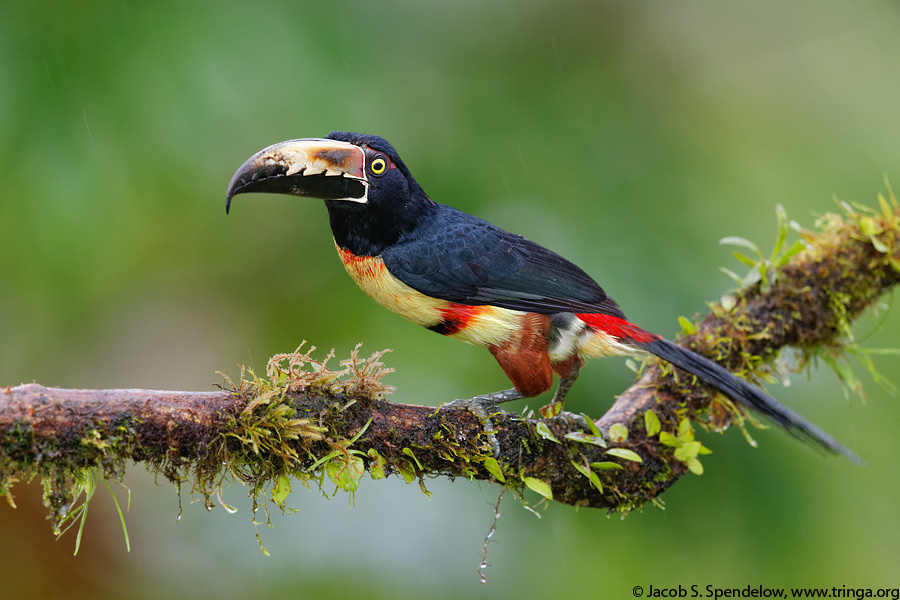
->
<box><xmin>199</xmin><ymin>343</ymin><xmax>395</xmax><ymax>552</ymax></box>
<box><xmin>0</xmin><ymin>342</ymin><xmax>400</xmax><ymax>554</ymax></box>
<box><xmin>0</xmin><ymin>414</ymin><xmax>138</xmax><ymax>553</ymax></box>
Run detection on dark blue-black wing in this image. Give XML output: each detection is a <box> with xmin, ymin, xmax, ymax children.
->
<box><xmin>381</xmin><ymin>205</ymin><xmax>626</xmax><ymax>318</ymax></box>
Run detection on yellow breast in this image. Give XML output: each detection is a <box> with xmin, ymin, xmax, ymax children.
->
<box><xmin>334</xmin><ymin>243</ymin><xmax>521</xmax><ymax>348</ymax></box>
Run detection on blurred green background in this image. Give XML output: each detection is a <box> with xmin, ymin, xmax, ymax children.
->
<box><xmin>2</xmin><ymin>0</ymin><xmax>899</xmax><ymax>598</ymax></box>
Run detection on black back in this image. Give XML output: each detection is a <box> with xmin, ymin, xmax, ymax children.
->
<box><xmin>324</xmin><ymin>132</ymin><xmax>626</xmax><ymax>319</ymax></box>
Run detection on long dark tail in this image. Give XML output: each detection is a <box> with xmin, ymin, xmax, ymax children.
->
<box><xmin>576</xmin><ymin>312</ymin><xmax>860</xmax><ymax>462</ymax></box>
<box><xmin>637</xmin><ymin>337</ymin><xmax>861</xmax><ymax>463</ymax></box>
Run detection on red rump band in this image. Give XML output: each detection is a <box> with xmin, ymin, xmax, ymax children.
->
<box><xmin>576</xmin><ymin>313</ymin><xmax>658</xmax><ymax>344</ymax></box>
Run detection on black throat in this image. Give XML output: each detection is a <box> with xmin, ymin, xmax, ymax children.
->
<box><xmin>325</xmin><ymin>194</ymin><xmax>434</xmax><ymax>257</ymax></box>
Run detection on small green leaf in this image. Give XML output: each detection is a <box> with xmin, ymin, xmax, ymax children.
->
<box><xmin>720</xmin><ymin>236</ymin><xmax>762</xmax><ymax>257</ymax></box>
<box><xmin>367</xmin><ymin>449</ymin><xmax>387</xmax><ymax>480</ymax></box>
<box><xmin>396</xmin><ymin>459</ymin><xmax>416</xmax><ymax>484</ymax></box>
<box><xmin>564</xmin><ymin>431</ymin><xmax>607</xmax><ymax>447</ymax></box>
<box><xmin>605</xmin><ymin>448</ymin><xmax>643</xmax><ymax>463</ymax></box>
<box><xmin>859</xmin><ymin>215</ymin><xmax>878</xmax><ymax>237</ymax></box>
<box><xmin>402</xmin><ymin>447</ymin><xmax>423</xmax><ymax>470</ymax></box>
<box><xmin>588</xmin><ymin>470</ymin><xmax>603</xmax><ymax>494</ymax></box>
<box><xmin>731</xmin><ymin>250</ymin><xmax>760</xmax><ymax>268</ymax></box>
<box><xmin>308</xmin><ymin>450</ymin><xmax>341</xmax><ymax>472</ymax></box>
<box><xmin>775</xmin><ymin>240</ymin><xmax>808</xmax><ymax>267</ymax></box>
<box><xmin>677</xmin><ymin>316</ymin><xmax>697</xmax><ymax>336</ymax></box>
<box><xmin>878</xmin><ymin>192</ymin><xmax>892</xmax><ymax>216</ymax></box>
<box><xmin>757</xmin><ymin>261</ymin><xmax>770</xmax><ymax>291</ymax></box>
<box><xmin>326</xmin><ymin>456</ymin><xmax>365</xmax><ymax>492</ymax></box>
<box><xmin>570</xmin><ymin>460</ymin><xmax>590</xmax><ymax>478</ymax></box>
<box><xmin>608</xmin><ymin>423</ymin><xmax>628</xmax><ymax>443</ymax></box>
<box><xmin>483</xmin><ymin>457</ymin><xmax>506</xmax><ymax>483</ymax></box>
<box><xmin>522</xmin><ymin>477</ymin><xmax>553</xmax><ymax>500</ymax></box>
<box><xmin>539</xmin><ymin>401</ymin><xmax>563</xmax><ymax>419</ymax></box>
<box><xmin>676</xmin><ymin>418</ymin><xmax>694</xmax><ymax>442</ymax></box>
<box><xmin>99</xmin><ymin>477</ymin><xmax>131</xmax><ymax>553</ymax></box>
<box><xmin>822</xmin><ymin>353</ymin><xmax>862</xmax><ymax>396</ymax></box>
<box><xmin>590</xmin><ymin>461</ymin><xmax>624</xmax><ymax>471</ymax></box>
<box><xmin>870</xmin><ymin>235</ymin><xmax>890</xmax><ymax>254</ymax></box>
<box><xmin>535</xmin><ymin>421</ymin><xmax>561</xmax><ymax>444</ymax></box>
<box><xmin>686</xmin><ymin>457</ymin><xmax>704</xmax><ymax>475</ymax></box>
<box><xmin>272</xmin><ymin>474</ymin><xmax>291</xmax><ymax>506</ymax></box>
<box><xmin>347</xmin><ymin>417</ymin><xmax>373</xmax><ymax>446</ymax></box>
<box><xmin>659</xmin><ymin>431</ymin><xmax>679</xmax><ymax>447</ymax></box>
<box><xmin>644</xmin><ymin>410</ymin><xmax>661</xmax><ymax>437</ymax></box>
<box><xmin>771</xmin><ymin>204</ymin><xmax>789</xmax><ymax>260</ymax></box>
<box><xmin>719</xmin><ymin>266</ymin><xmax>746</xmax><ymax>286</ymax></box>
<box><xmin>720</xmin><ymin>295</ymin><xmax>737</xmax><ymax>312</ymax></box>
<box><xmin>579</xmin><ymin>413</ymin><xmax>602</xmax><ymax>437</ymax></box>
<box><xmin>674</xmin><ymin>440</ymin><xmax>702</xmax><ymax>462</ymax></box>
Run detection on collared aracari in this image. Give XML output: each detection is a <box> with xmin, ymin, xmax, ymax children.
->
<box><xmin>225</xmin><ymin>131</ymin><xmax>858</xmax><ymax>462</ymax></box>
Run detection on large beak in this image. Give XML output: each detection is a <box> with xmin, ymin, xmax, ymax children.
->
<box><xmin>225</xmin><ymin>138</ymin><xmax>367</xmax><ymax>213</ymax></box>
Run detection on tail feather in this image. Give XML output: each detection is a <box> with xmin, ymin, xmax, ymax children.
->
<box><xmin>633</xmin><ymin>336</ymin><xmax>861</xmax><ymax>464</ymax></box>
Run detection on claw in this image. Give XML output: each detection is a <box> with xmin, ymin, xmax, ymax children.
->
<box><xmin>440</xmin><ymin>388</ymin><xmax>524</xmax><ymax>457</ymax></box>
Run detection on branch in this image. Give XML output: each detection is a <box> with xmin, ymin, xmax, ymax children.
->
<box><xmin>2</xmin><ymin>196</ymin><xmax>899</xmax><ymax>531</ymax></box>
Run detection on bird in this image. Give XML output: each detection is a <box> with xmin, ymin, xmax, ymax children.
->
<box><xmin>225</xmin><ymin>131</ymin><xmax>859</xmax><ymax>462</ymax></box>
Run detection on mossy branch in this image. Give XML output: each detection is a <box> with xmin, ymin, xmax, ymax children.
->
<box><xmin>2</xmin><ymin>192</ymin><xmax>899</xmax><ymax>536</ymax></box>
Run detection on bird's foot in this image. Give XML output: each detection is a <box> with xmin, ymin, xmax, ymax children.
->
<box><xmin>439</xmin><ymin>396</ymin><xmax>502</xmax><ymax>456</ymax></box>
<box><xmin>439</xmin><ymin>389</ymin><xmax>523</xmax><ymax>457</ymax></box>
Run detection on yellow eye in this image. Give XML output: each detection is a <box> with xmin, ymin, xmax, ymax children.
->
<box><xmin>370</xmin><ymin>156</ymin><xmax>387</xmax><ymax>175</ymax></box>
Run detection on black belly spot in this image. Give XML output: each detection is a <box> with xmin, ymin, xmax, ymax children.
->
<box><xmin>427</xmin><ymin>318</ymin><xmax>464</xmax><ymax>336</ymax></box>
